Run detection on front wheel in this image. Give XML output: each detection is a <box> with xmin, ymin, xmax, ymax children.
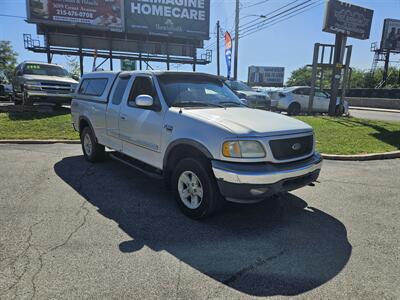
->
<box><xmin>172</xmin><ymin>157</ymin><xmax>224</xmax><ymax>219</ymax></box>
<box><xmin>22</xmin><ymin>92</ymin><xmax>33</xmax><ymax>106</ymax></box>
<box><xmin>335</xmin><ymin>104</ymin><xmax>345</xmax><ymax>116</ymax></box>
<box><xmin>80</xmin><ymin>126</ymin><xmax>105</xmax><ymax>162</ymax></box>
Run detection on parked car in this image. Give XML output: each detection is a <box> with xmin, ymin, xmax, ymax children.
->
<box><xmin>252</xmin><ymin>86</ymin><xmax>283</xmax><ymax>111</ymax></box>
<box><xmin>0</xmin><ymin>83</ymin><xmax>12</xmax><ymax>101</ymax></box>
<box><xmin>71</xmin><ymin>71</ymin><xmax>322</xmax><ymax>219</ymax></box>
<box><xmin>276</xmin><ymin>86</ymin><xmax>349</xmax><ymax>115</ymax></box>
<box><xmin>224</xmin><ymin>80</ymin><xmax>271</xmax><ymax>110</ymax></box>
<box><xmin>12</xmin><ymin>61</ymin><xmax>79</xmax><ymax>106</ymax></box>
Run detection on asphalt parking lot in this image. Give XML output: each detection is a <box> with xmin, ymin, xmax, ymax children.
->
<box><xmin>0</xmin><ymin>144</ymin><xmax>399</xmax><ymax>299</ymax></box>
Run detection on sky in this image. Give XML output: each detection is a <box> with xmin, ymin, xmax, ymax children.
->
<box><xmin>1</xmin><ymin>0</ymin><xmax>400</xmax><ymax>82</ymax></box>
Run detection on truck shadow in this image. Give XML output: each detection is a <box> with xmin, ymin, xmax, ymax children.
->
<box><xmin>54</xmin><ymin>155</ymin><xmax>352</xmax><ymax>297</ymax></box>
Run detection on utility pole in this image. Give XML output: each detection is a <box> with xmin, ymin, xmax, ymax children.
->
<box><xmin>216</xmin><ymin>21</ymin><xmax>220</xmax><ymax>76</ymax></box>
<box><xmin>233</xmin><ymin>0</ymin><xmax>239</xmax><ymax>80</ymax></box>
<box><xmin>382</xmin><ymin>51</ymin><xmax>390</xmax><ymax>87</ymax></box>
<box><xmin>329</xmin><ymin>33</ymin><xmax>347</xmax><ymax>116</ymax></box>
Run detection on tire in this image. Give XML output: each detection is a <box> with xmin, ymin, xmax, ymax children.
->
<box><xmin>22</xmin><ymin>92</ymin><xmax>33</xmax><ymax>106</ymax></box>
<box><xmin>80</xmin><ymin>126</ymin><xmax>106</xmax><ymax>162</ymax></box>
<box><xmin>172</xmin><ymin>157</ymin><xmax>224</xmax><ymax>219</ymax></box>
<box><xmin>335</xmin><ymin>104</ymin><xmax>345</xmax><ymax>116</ymax></box>
<box><xmin>13</xmin><ymin>93</ymin><xmax>22</xmax><ymax>105</ymax></box>
<box><xmin>288</xmin><ymin>102</ymin><xmax>301</xmax><ymax>116</ymax></box>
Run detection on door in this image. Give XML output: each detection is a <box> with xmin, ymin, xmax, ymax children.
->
<box><xmin>292</xmin><ymin>88</ymin><xmax>310</xmax><ymax>111</ymax></box>
<box><xmin>314</xmin><ymin>90</ymin><xmax>330</xmax><ymax>112</ymax></box>
<box><xmin>105</xmin><ymin>75</ymin><xmax>130</xmax><ymax>151</ymax></box>
<box><xmin>119</xmin><ymin>75</ymin><xmax>165</xmax><ymax>169</ymax></box>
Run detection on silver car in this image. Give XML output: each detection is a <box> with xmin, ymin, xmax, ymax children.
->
<box><xmin>225</xmin><ymin>80</ymin><xmax>271</xmax><ymax>110</ymax></box>
<box><xmin>277</xmin><ymin>86</ymin><xmax>349</xmax><ymax>115</ymax></box>
<box><xmin>12</xmin><ymin>61</ymin><xmax>79</xmax><ymax>106</ymax></box>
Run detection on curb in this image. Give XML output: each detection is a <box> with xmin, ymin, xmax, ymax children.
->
<box><xmin>349</xmin><ymin>106</ymin><xmax>400</xmax><ymax>114</ymax></box>
<box><xmin>0</xmin><ymin>140</ymin><xmax>80</xmax><ymax>145</ymax></box>
<box><xmin>321</xmin><ymin>151</ymin><xmax>400</xmax><ymax>161</ymax></box>
<box><xmin>0</xmin><ymin>140</ymin><xmax>399</xmax><ymax>161</ymax></box>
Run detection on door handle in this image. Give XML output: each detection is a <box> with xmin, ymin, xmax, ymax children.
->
<box><xmin>120</xmin><ymin>114</ymin><xmax>127</xmax><ymax>120</ymax></box>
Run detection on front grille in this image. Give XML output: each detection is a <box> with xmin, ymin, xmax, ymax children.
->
<box><xmin>269</xmin><ymin>135</ymin><xmax>313</xmax><ymax>160</ymax></box>
<box><xmin>40</xmin><ymin>82</ymin><xmax>71</xmax><ymax>94</ymax></box>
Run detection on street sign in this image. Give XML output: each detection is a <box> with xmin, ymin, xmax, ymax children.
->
<box><xmin>121</xmin><ymin>59</ymin><xmax>137</xmax><ymax>71</ymax></box>
<box><xmin>323</xmin><ymin>0</ymin><xmax>374</xmax><ymax>40</ymax></box>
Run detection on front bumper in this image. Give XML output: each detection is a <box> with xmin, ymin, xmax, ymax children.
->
<box><xmin>212</xmin><ymin>153</ymin><xmax>322</xmax><ymax>202</ymax></box>
<box><xmin>26</xmin><ymin>91</ymin><xmax>72</xmax><ymax>104</ymax></box>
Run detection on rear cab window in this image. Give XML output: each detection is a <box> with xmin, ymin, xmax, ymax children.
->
<box><xmin>79</xmin><ymin>78</ymin><xmax>108</xmax><ymax>96</ymax></box>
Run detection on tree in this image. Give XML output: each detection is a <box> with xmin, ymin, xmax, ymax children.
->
<box><xmin>66</xmin><ymin>58</ymin><xmax>81</xmax><ymax>79</ymax></box>
<box><xmin>0</xmin><ymin>41</ymin><xmax>18</xmax><ymax>83</ymax></box>
<box><xmin>287</xmin><ymin>65</ymin><xmax>400</xmax><ymax>89</ymax></box>
<box><xmin>286</xmin><ymin>66</ymin><xmax>312</xmax><ymax>87</ymax></box>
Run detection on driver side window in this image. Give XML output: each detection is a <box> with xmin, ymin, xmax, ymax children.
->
<box><xmin>128</xmin><ymin>76</ymin><xmax>158</xmax><ymax>108</ymax></box>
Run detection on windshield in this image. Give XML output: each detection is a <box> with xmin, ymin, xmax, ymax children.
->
<box><xmin>225</xmin><ymin>80</ymin><xmax>253</xmax><ymax>91</ymax></box>
<box><xmin>23</xmin><ymin>64</ymin><xmax>69</xmax><ymax>77</ymax></box>
<box><xmin>157</xmin><ymin>74</ymin><xmax>243</xmax><ymax>108</ymax></box>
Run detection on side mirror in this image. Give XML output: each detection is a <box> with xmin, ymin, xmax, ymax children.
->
<box><xmin>239</xmin><ymin>98</ymin><xmax>248</xmax><ymax>106</ymax></box>
<box><xmin>135</xmin><ymin>94</ymin><xmax>154</xmax><ymax>107</ymax></box>
<box><xmin>72</xmin><ymin>74</ymin><xmax>80</xmax><ymax>81</ymax></box>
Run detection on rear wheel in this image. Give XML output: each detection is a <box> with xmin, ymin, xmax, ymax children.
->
<box><xmin>80</xmin><ymin>126</ymin><xmax>105</xmax><ymax>162</ymax></box>
<box><xmin>288</xmin><ymin>102</ymin><xmax>301</xmax><ymax>116</ymax></box>
<box><xmin>172</xmin><ymin>157</ymin><xmax>224</xmax><ymax>219</ymax></box>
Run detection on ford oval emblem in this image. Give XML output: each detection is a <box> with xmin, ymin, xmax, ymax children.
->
<box><xmin>292</xmin><ymin>143</ymin><xmax>302</xmax><ymax>151</ymax></box>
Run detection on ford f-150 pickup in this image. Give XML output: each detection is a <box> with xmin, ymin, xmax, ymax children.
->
<box><xmin>71</xmin><ymin>71</ymin><xmax>322</xmax><ymax>219</ymax></box>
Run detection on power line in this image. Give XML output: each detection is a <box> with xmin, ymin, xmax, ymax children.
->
<box><xmin>239</xmin><ymin>0</ymin><xmax>301</xmax><ymax>28</ymax></box>
<box><xmin>204</xmin><ymin>0</ymin><xmax>322</xmax><ymax>51</ymax></box>
<box><xmin>239</xmin><ymin>0</ymin><xmax>313</xmax><ymax>33</ymax></box>
<box><xmin>240</xmin><ymin>1</ymin><xmax>323</xmax><ymax>39</ymax></box>
<box><xmin>0</xmin><ymin>14</ymin><xmax>25</xmax><ymax>19</ymax></box>
<box><xmin>241</xmin><ymin>0</ymin><xmax>271</xmax><ymax>10</ymax></box>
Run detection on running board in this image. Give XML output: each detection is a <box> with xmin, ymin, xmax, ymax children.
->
<box><xmin>109</xmin><ymin>152</ymin><xmax>163</xmax><ymax>180</ymax></box>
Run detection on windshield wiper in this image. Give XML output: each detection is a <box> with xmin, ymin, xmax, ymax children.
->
<box><xmin>171</xmin><ymin>101</ymin><xmax>225</xmax><ymax>108</ymax></box>
<box><xmin>219</xmin><ymin>101</ymin><xmax>248</xmax><ymax>107</ymax></box>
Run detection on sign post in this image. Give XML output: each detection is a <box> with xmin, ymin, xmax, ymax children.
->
<box><xmin>323</xmin><ymin>0</ymin><xmax>373</xmax><ymax>116</ymax></box>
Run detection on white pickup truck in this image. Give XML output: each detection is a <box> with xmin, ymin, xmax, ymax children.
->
<box><xmin>71</xmin><ymin>71</ymin><xmax>322</xmax><ymax>219</ymax></box>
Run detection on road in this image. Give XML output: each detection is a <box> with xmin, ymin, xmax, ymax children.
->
<box><xmin>0</xmin><ymin>144</ymin><xmax>399</xmax><ymax>299</ymax></box>
<box><xmin>349</xmin><ymin>108</ymin><xmax>400</xmax><ymax>122</ymax></box>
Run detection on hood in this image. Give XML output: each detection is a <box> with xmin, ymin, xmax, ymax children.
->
<box><xmin>23</xmin><ymin>75</ymin><xmax>78</xmax><ymax>84</ymax></box>
<box><xmin>182</xmin><ymin>107</ymin><xmax>312</xmax><ymax>137</ymax></box>
<box><xmin>237</xmin><ymin>90</ymin><xmax>265</xmax><ymax>98</ymax></box>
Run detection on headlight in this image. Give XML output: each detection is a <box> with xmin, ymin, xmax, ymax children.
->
<box><xmin>70</xmin><ymin>84</ymin><xmax>78</xmax><ymax>92</ymax></box>
<box><xmin>222</xmin><ymin>141</ymin><xmax>266</xmax><ymax>158</ymax></box>
<box><xmin>24</xmin><ymin>81</ymin><xmax>41</xmax><ymax>91</ymax></box>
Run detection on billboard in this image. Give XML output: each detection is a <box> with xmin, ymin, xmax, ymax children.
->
<box><xmin>381</xmin><ymin>19</ymin><xmax>400</xmax><ymax>52</ymax></box>
<box><xmin>248</xmin><ymin>66</ymin><xmax>285</xmax><ymax>87</ymax></box>
<box><xmin>125</xmin><ymin>0</ymin><xmax>210</xmax><ymax>40</ymax></box>
<box><xmin>27</xmin><ymin>0</ymin><xmax>125</xmax><ymax>32</ymax></box>
<box><xmin>323</xmin><ymin>0</ymin><xmax>373</xmax><ymax>40</ymax></box>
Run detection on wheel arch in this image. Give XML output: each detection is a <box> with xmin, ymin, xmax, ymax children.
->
<box><xmin>163</xmin><ymin>139</ymin><xmax>213</xmax><ymax>179</ymax></box>
<box><xmin>78</xmin><ymin>116</ymin><xmax>97</xmax><ymax>142</ymax></box>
